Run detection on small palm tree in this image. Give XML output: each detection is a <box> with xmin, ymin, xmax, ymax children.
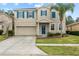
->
<box><xmin>5</xmin><ymin>10</ymin><xmax>14</xmax><ymax>36</ymax></box>
<box><xmin>51</xmin><ymin>3</ymin><xmax>75</xmax><ymax>37</ymax></box>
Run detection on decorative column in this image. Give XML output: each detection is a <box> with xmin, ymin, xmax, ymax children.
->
<box><xmin>37</xmin><ymin>22</ymin><xmax>39</xmax><ymax>36</ymax></box>
<box><xmin>49</xmin><ymin>23</ymin><xmax>51</xmax><ymax>32</ymax></box>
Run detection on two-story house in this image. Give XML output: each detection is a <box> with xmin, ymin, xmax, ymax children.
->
<box><xmin>14</xmin><ymin>7</ymin><xmax>66</xmax><ymax>37</ymax></box>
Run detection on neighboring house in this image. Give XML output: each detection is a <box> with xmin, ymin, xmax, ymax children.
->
<box><xmin>0</xmin><ymin>12</ymin><xmax>12</xmax><ymax>31</ymax></box>
<box><xmin>14</xmin><ymin>7</ymin><xmax>66</xmax><ymax>37</ymax></box>
<box><xmin>76</xmin><ymin>17</ymin><xmax>79</xmax><ymax>22</ymax></box>
<box><xmin>67</xmin><ymin>22</ymin><xmax>79</xmax><ymax>31</ymax></box>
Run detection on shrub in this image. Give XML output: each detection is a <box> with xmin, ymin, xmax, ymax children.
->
<box><xmin>66</xmin><ymin>31</ymin><xmax>79</xmax><ymax>36</ymax></box>
<box><xmin>47</xmin><ymin>32</ymin><xmax>61</xmax><ymax>37</ymax></box>
<box><xmin>0</xmin><ymin>30</ymin><xmax>3</xmax><ymax>35</ymax></box>
<box><xmin>62</xmin><ymin>33</ymin><xmax>68</xmax><ymax>37</ymax></box>
<box><xmin>8</xmin><ymin>30</ymin><xmax>14</xmax><ymax>36</ymax></box>
<box><xmin>47</xmin><ymin>32</ymin><xmax>53</xmax><ymax>37</ymax></box>
<box><xmin>55</xmin><ymin>33</ymin><xmax>61</xmax><ymax>36</ymax></box>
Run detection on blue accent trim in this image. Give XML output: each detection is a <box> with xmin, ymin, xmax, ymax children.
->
<box><xmin>23</xmin><ymin>11</ymin><xmax>24</xmax><ymax>18</ymax></box>
<box><xmin>32</xmin><ymin>11</ymin><xmax>34</xmax><ymax>18</ymax></box>
<box><xmin>41</xmin><ymin>10</ymin><xmax>42</xmax><ymax>16</ymax></box>
<box><xmin>27</xmin><ymin>11</ymin><xmax>28</xmax><ymax>18</ymax></box>
<box><xmin>17</xmin><ymin>11</ymin><xmax>19</xmax><ymax>18</ymax></box>
<box><xmin>45</xmin><ymin>10</ymin><xmax>47</xmax><ymax>16</ymax></box>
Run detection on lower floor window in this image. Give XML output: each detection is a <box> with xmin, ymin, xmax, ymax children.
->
<box><xmin>59</xmin><ymin>24</ymin><xmax>62</xmax><ymax>30</ymax></box>
<box><xmin>51</xmin><ymin>24</ymin><xmax>54</xmax><ymax>30</ymax></box>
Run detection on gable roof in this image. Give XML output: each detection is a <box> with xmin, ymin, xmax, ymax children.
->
<box><xmin>67</xmin><ymin>22</ymin><xmax>79</xmax><ymax>26</ymax></box>
<box><xmin>14</xmin><ymin>8</ymin><xmax>36</xmax><ymax>11</ymax></box>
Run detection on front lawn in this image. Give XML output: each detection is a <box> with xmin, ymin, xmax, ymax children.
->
<box><xmin>38</xmin><ymin>46</ymin><xmax>79</xmax><ymax>56</ymax></box>
<box><xmin>36</xmin><ymin>35</ymin><xmax>79</xmax><ymax>44</ymax></box>
<box><xmin>0</xmin><ymin>35</ymin><xmax>6</xmax><ymax>42</ymax></box>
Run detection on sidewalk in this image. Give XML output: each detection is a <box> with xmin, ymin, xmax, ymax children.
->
<box><xmin>36</xmin><ymin>44</ymin><xmax>79</xmax><ymax>46</ymax></box>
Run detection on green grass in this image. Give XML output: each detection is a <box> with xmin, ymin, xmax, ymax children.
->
<box><xmin>0</xmin><ymin>35</ymin><xmax>6</xmax><ymax>42</ymax></box>
<box><xmin>36</xmin><ymin>35</ymin><xmax>79</xmax><ymax>44</ymax></box>
<box><xmin>38</xmin><ymin>46</ymin><xmax>79</xmax><ymax>56</ymax></box>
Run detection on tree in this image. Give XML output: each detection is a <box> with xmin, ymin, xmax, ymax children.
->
<box><xmin>66</xmin><ymin>16</ymin><xmax>74</xmax><ymax>25</ymax></box>
<box><xmin>76</xmin><ymin>17</ymin><xmax>79</xmax><ymax>22</ymax></box>
<box><xmin>5</xmin><ymin>10</ymin><xmax>14</xmax><ymax>36</ymax></box>
<box><xmin>2</xmin><ymin>10</ymin><xmax>14</xmax><ymax>38</ymax></box>
<box><xmin>51</xmin><ymin>3</ymin><xmax>75</xmax><ymax>37</ymax></box>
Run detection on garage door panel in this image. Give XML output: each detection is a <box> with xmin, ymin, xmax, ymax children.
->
<box><xmin>15</xmin><ymin>26</ymin><xmax>36</xmax><ymax>35</ymax></box>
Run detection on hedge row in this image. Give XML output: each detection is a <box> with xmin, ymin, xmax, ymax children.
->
<box><xmin>0</xmin><ymin>30</ymin><xmax>14</xmax><ymax>36</ymax></box>
<box><xmin>0</xmin><ymin>30</ymin><xmax>3</xmax><ymax>35</ymax></box>
<box><xmin>47</xmin><ymin>32</ymin><xmax>61</xmax><ymax>37</ymax></box>
<box><xmin>66</xmin><ymin>31</ymin><xmax>79</xmax><ymax>36</ymax></box>
<box><xmin>8</xmin><ymin>30</ymin><xmax>14</xmax><ymax>36</ymax></box>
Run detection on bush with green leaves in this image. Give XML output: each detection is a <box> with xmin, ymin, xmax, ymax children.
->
<box><xmin>47</xmin><ymin>32</ymin><xmax>61</xmax><ymax>37</ymax></box>
<box><xmin>66</xmin><ymin>31</ymin><xmax>79</xmax><ymax>36</ymax></box>
<box><xmin>8</xmin><ymin>30</ymin><xmax>14</xmax><ymax>36</ymax></box>
<box><xmin>0</xmin><ymin>30</ymin><xmax>3</xmax><ymax>35</ymax></box>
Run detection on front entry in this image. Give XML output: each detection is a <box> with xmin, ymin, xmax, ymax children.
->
<box><xmin>41</xmin><ymin>24</ymin><xmax>46</xmax><ymax>34</ymax></box>
<box><xmin>39</xmin><ymin>23</ymin><xmax>49</xmax><ymax>37</ymax></box>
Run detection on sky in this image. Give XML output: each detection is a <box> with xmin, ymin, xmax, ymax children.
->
<box><xmin>0</xmin><ymin>3</ymin><xmax>79</xmax><ymax>20</ymax></box>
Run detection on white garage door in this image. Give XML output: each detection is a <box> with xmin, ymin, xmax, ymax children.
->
<box><xmin>15</xmin><ymin>26</ymin><xmax>36</xmax><ymax>35</ymax></box>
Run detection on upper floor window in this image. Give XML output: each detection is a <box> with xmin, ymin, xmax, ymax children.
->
<box><xmin>17</xmin><ymin>11</ymin><xmax>24</xmax><ymax>18</ymax></box>
<box><xmin>27</xmin><ymin>11</ymin><xmax>34</xmax><ymax>18</ymax></box>
<box><xmin>51</xmin><ymin>12</ymin><xmax>56</xmax><ymax>18</ymax></box>
<box><xmin>41</xmin><ymin>10</ymin><xmax>47</xmax><ymax>16</ymax></box>
<box><xmin>51</xmin><ymin>24</ymin><xmax>54</xmax><ymax>30</ymax></box>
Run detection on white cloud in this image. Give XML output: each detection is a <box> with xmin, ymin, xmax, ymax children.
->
<box><xmin>5</xmin><ymin>8</ymin><xmax>12</xmax><ymax>10</ymax></box>
<box><xmin>34</xmin><ymin>4</ymin><xmax>44</xmax><ymax>7</ymax></box>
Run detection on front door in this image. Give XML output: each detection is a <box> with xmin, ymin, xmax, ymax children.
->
<box><xmin>41</xmin><ymin>24</ymin><xmax>46</xmax><ymax>35</ymax></box>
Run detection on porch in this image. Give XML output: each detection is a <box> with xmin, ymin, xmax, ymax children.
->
<box><xmin>36</xmin><ymin>22</ymin><xmax>51</xmax><ymax>37</ymax></box>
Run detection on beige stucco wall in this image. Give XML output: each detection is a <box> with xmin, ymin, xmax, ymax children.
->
<box><xmin>14</xmin><ymin>9</ymin><xmax>36</xmax><ymax>26</ymax></box>
<box><xmin>36</xmin><ymin>7</ymin><xmax>51</xmax><ymax>22</ymax></box>
<box><xmin>37</xmin><ymin>7</ymin><xmax>66</xmax><ymax>34</ymax></box>
<box><xmin>0</xmin><ymin>25</ymin><xmax>2</xmax><ymax>30</ymax></box>
<box><xmin>14</xmin><ymin>7</ymin><xmax>66</xmax><ymax>36</ymax></box>
<box><xmin>14</xmin><ymin>9</ymin><xmax>37</xmax><ymax>35</ymax></box>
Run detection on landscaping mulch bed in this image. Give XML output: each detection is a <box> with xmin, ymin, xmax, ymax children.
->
<box><xmin>37</xmin><ymin>35</ymin><xmax>68</xmax><ymax>39</ymax></box>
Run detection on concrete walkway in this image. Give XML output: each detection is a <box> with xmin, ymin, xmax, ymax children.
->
<box><xmin>37</xmin><ymin>44</ymin><xmax>79</xmax><ymax>46</ymax></box>
<box><xmin>0</xmin><ymin>36</ymin><xmax>47</xmax><ymax>56</ymax></box>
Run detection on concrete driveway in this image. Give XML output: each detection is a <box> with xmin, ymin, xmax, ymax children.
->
<box><xmin>0</xmin><ymin>36</ymin><xmax>47</xmax><ymax>56</ymax></box>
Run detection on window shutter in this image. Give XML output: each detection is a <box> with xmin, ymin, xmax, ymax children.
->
<box><xmin>45</xmin><ymin>11</ymin><xmax>47</xmax><ymax>16</ymax></box>
<box><xmin>23</xmin><ymin>11</ymin><xmax>24</xmax><ymax>18</ymax></box>
<box><xmin>27</xmin><ymin>11</ymin><xmax>28</xmax><ymax>18</ymax></box>
<box><xmin>41</xmin><ymin>10</ymin><xmax>42</xmax><ymax>16</ymax></box>
<box><xmin>32</xmin><ymin>11</ymin><xmax>34</xmax><ymax>18</ymax></box>
<box><xmin>17</xmin><ymin>11</ymin><xmax>19</xmax><ymax>18</ymax></box>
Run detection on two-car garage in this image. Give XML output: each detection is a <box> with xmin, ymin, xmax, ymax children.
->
<box><xmin>15</xmin><ymin>26</ymin><xmax>36</xmax><ymax>35</ymax></box>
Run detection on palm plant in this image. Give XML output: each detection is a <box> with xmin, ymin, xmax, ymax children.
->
<box><xmin>51</xmin><ymin>3</ymin><xmax>75</xmax><ymax>37</ymax></box>
<box><xmin>5</xmin><ymin>10</ymin><xmax>14</xmax><ymax>37</ymax></box>
<box><xmin>8</xmin><ymin>11</ymin><xmax>14</xmax><ymax>33</ymax></box>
